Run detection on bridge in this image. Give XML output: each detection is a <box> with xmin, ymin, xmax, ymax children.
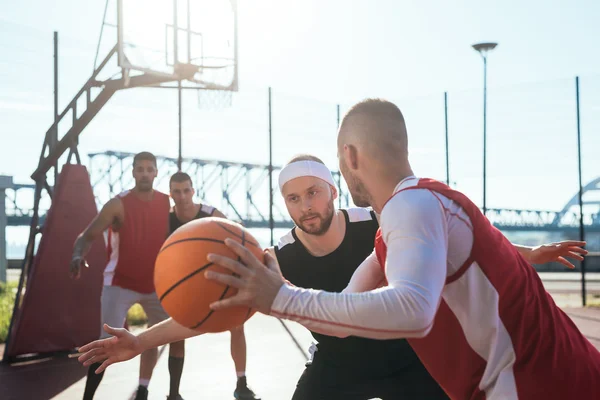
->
<box><xmin>4</xmin><ymin>150</ymin><xmax>600</xmax><ymax>232</ymax></box>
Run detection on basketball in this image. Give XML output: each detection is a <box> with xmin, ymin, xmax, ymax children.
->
<box><xmin>154</xmin><ymin>217</ymin><xmax>263</xmax><ymax>333</ymax></box>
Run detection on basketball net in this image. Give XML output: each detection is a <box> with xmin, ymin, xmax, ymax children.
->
<box><xmin>197</xmin><ymin>89</ymin><xmax>233</xmax><ymax>111</ymax></box>
<box><xmin>195</xmin><ymin>63</ymin><xmax>235</xmax><ymax>111</ymax></box>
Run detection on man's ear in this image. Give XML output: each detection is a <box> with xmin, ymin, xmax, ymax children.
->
<box><xmin>346</xmin><ymin>144</ymin><xmax>359</xmax><ymax>170</ymax></box>
<box><xmin>330</xmin><ymin>184</ymin><xmax>339</xmax><ymax>200</ymax></box>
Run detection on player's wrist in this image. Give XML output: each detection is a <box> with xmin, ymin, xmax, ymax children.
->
<box><xmin>270</xmin><ymin>282</ymin><xmax>296</xmax><ymax>315</ymax></box>
<box><xmin>514</xmin><ymin>244</ymin><xmax>534</xmax><ymax>262</ymax></box>
<box><xmin>135</xmin><ymin>331</ymin><xmax>154</xmax><ymax>353</ymax></box>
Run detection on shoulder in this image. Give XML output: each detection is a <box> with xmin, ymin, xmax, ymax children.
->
<box><xmin>275</xmin><ymin>229</ymin><xmax>296</xmax><ymax>252</ymax></box>
<box><xmin>155</xmin><ymin>190</ymin><xmax>170</xmax><ymax>202</ymax></box>
<box><xmin>116</xmin><ymin>190</ymin><xmax>130</xmax><ymax>199</ymax></box>
<box><xmin>201</xmin><ymin>203</ymin><xmax>216</xmax><ymax>215</ymax></box>
<box><xmin>105</xmin><ymin>195</ymin><xmax>124</xmax><ymax>210</ymax></box>
<box><xmin>274</xmin><ymin>230</ymin><xmax>300</xmax><ymax>273</ymax></box>
<box><xmin>344</xmin><ymin>207</ymin><xmax>377</xmax><ymax>223</ymax></box>
<box><xmin>380</xmin><ymin>188</ymin><xmax>446</xmax><ymax>239</ymax></box>
<box><xmin>382</xmin><ymin>188</ymin><xmax>444</xmax><ymax>216</ymax></box>
<box><xmin>98</xmin><ymin>197</ymin><xmax>124</xmax><ymax>220</ymax></box>
<box><xmin>343</xmin><ymin>208</ymin><xmax>379</xmax><ymax>232</ymax></box>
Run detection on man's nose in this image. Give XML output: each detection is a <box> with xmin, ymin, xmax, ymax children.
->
<box><xmin>301</xmin><ymin>198</ymin><xmax>313</xmax><ymax>211</ymax></box>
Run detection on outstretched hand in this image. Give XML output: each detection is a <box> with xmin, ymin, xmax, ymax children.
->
<box><xmin>528</xmin><ymin>240</ymin><xmax>587</xmax><ymax>269</ymax></box>
<box><xmin>77</xmin><ymin>324</ymin><xmax>143</xmax><ymax>373</ymax></box>
<box><xmin>205</xmin><ymin>238</ymin><xmax>286</xmax><ymax>314</ymax></box>
<box><xmin>69</xmin><ymin>257</ymin><xmax>88</xmax><ymax>280</ymax></box>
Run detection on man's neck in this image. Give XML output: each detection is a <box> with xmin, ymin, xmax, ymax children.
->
<box><xmin>131</xmin><ymin>188</ymin><xmax>154</xmax><ymax>201</ymax></box>
<box><xmin>175</xmin><ymin>203</ymin><xmax>200</xmax><ymax>222</ymax></box>
<box><xmin>369</xmin><ymin>168</ymin><xmax>415</xmax><ymax>214</ymax></box>
<box><xmin>295</xmin><ymin>210</ymin><xmax>346</xmax><ymax>257</ymax></box>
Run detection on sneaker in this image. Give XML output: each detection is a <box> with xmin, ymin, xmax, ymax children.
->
<box><xmin>234</xmin><ymin>377</ymin><xmax>261</xmax><ymax>400</ymax></box>
<box><xmin>133</xmin><ymin>385</ymin><xmax>149</xmax><ymax>400</ymax></box>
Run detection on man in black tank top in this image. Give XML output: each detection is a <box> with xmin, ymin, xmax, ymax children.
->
<box><xmin>272</xmin><ymin>156</ymin><xmax>448</xmax><ymax>400</ymax></box>
<box><xmin>168</xmin><ymin>172</ymin><xmax>260</xmax><ymax>400</ymax></box>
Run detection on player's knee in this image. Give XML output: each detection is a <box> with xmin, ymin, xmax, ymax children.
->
<box><xmin>169</xmin><ymin>340</ymin><xmax>185</xmax><ymax>357</ymax></box>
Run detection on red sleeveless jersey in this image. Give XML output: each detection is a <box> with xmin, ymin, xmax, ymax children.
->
<box><xmin>105</xmin><ymin>190</ymin><xmax>170</xmax><ymax>293</ymax></box>
<box><xmin>375</xmin><ymin>178</ymin><xmax>600</xmax><ymax>400</ymax></box>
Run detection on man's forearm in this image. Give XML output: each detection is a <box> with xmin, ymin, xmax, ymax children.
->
<box><xmin>137</xmin><ymin>318</ymin><xmax>202</xmax><ymax>351</ymax></box>
<box><xmin>72</xmin><ymin>234</ymin><xmax>93</xmax><ymax>260</ymax></box>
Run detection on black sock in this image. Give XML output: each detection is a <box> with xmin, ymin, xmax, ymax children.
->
<box><xmin>168</xmin><ymin>356</ymin><xmax>185</xmax><ymax>396</ymax></box>
<box><xmin>82</xmin><ymin>363</ymin><xmax>105</xmax><ymax>400</ymax></box>
<box><xmin>237</xmin><ymin>375</ymin><xmax>247</xmax><ymax>388</ymax></box>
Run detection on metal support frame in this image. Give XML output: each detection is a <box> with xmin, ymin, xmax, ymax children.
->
<box><xmin>3</xmin><ymin>25</ymin><xmax>219</xmax><ymax>361</ymax></box>
<box><xmin>0</xmin><ymin>176</ymin><xmax>12</xmax><ymax>283</ymax></box>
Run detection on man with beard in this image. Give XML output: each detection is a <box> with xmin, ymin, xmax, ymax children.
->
<box><xmin>70</xmin><ymin>151</ymin><xmax>171</xmax><ymax>400</ymax></box>
<box><xmin>202</xmin><ymin>98</ymin><xmax>600</xmax><ymax>400</ymax></box>
<box><xmin>271</xmin><ymin>154</ymin><xmax>448</xmax><ymax>399</ymax></box>
<box><xmin>76</xmin><ymin>151</ymin><xmax>585</xmax><ymax>399</ymax></box>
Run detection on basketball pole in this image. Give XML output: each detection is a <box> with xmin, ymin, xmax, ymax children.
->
<box><xmin>174</xmin><ymin>0</ymin><xmax>183</xmax><ymax>171</ymax></box>
<box><xmin>177</xmin><ymin>80</ymin><xmax>182</xmax><ymax>171</ymax></box>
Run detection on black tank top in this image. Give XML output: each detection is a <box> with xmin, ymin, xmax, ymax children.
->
<box><xmin>169</xmin><ymin>204</ymin><xmax>215</xmax><ymax>234</ymax></box>
<box><xmin>275</xmin><ymin>208</ymin><xmax>422</xmax><ymax>375</ymax></box>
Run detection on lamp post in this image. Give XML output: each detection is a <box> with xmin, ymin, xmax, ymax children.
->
<box><xmin>472</xmin><ymin>42</ymin><xmax>497</xmax><ymax>216</ymax></box>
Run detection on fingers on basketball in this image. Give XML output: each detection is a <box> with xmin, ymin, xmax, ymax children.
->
<box><xmin>154</xmin><ymin>217</ymin><xmax>264</xmax><ymax>333</ymax></box>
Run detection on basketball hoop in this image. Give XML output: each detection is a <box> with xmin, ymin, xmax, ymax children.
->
<box><xmin>197</xmin><ymin>88</ymin><xmax>233</xmax><ymax>110</ymax></box>
<box><xmin>195</xmin><ymin>64</ymin><xmax>234</xmax><ymax>110</ymax></box>
<box><xmin>174</xmin><ymin>62</ymin><xmax>200</xmax><ymax>80</ymax></box>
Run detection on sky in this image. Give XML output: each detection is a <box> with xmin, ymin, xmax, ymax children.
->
<box><xmin>1</xmin><ymin>0</ymin><xmax>600</xmax><ymax>253</ymax></box>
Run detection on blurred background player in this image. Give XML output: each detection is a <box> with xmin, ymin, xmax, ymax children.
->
<box><xmin>168</xmin><ymin>171</ymin><xmax>260</xmax><ymax>400</ymax></box>
<box><xmin>70</xmin><ymin>152</ymin><xmax>171</xmax><ymax>400</ymax></box>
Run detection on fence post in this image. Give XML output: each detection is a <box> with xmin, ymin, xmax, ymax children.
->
<box><xmin>268</xmin><ymin>87</ymin><xmax>274</xmax><ymax>246</ymax></box>
<box><xmin>444</xmin><ymin>92</ymin><xmax>450</xmax><ymax>185</ymax></box>
<box><xmin>575</xmin><ymin>76</ymin><xmax>586</xmax><ymax>306</ymax></box>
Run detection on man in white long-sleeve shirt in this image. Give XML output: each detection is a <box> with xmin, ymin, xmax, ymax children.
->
<box><xmin>76</xmin><ymin>99</ymin><xmax>598</xmax><ymax>399</ymax></box>
<box><xmin>199</xmin><ymin>98</ymin><xmax>600</xmax><ymax>400</ymax></box>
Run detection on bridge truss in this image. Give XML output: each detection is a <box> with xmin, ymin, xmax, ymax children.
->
<box><xmin>5</xmin><ymin>150</ymin><xmax>600</xmax><ymax>233</ymax></box>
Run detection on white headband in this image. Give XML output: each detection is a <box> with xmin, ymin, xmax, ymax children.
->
<box><xmin>278</xmin><ymin>160</ymin><xmax>336</xmax><ymax>192</ymax></box>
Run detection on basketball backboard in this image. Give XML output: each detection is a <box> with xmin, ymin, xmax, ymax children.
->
<box><xmin>117</xmin><ymin>0</ymin><xmax>238</xmax><ymax>91</ymax></box>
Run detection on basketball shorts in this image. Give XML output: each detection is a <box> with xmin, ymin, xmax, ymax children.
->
<box><xmin>99</xmin><ymin>285</ymin><xmax>170</xmax><ymax>339</ymax></box>
<box><xmin>291</xmin><ymin>349</ymin><xmax>449</xmax><ymax>400</ymax></box>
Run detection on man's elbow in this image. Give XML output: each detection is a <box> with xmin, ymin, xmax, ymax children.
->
<box><xmin>404</xmin><ymin>305</ymin><xmax>436</xmax><ymax>339</ymax></box>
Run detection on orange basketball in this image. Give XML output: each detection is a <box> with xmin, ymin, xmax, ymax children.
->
<box><xmin>154</xmin><ymin>217</ymin><xmax>263</xmax><ymax>333</ymax></box>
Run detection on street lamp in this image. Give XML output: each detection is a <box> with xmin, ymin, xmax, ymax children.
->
<box><xmin>472</xmin><ymin>42</ymin><xmax>497</xmax><ymax>216</ymax></box>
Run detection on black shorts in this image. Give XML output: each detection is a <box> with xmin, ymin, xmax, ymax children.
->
<box><xmin>291</xmin><ymin>352</ymin><xmax>449</xmax><ymax>400</ymax></box>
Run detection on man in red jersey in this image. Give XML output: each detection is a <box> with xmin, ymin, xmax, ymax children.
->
<box><xmin>203</xmin><ymin>99</ymin><xmax>600</xmax><ymax>400</ymax></box>
<box><xmin>70</xmin><ymin>151</ymin><xmax>172</xmax><ymax>400</ymax></box>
